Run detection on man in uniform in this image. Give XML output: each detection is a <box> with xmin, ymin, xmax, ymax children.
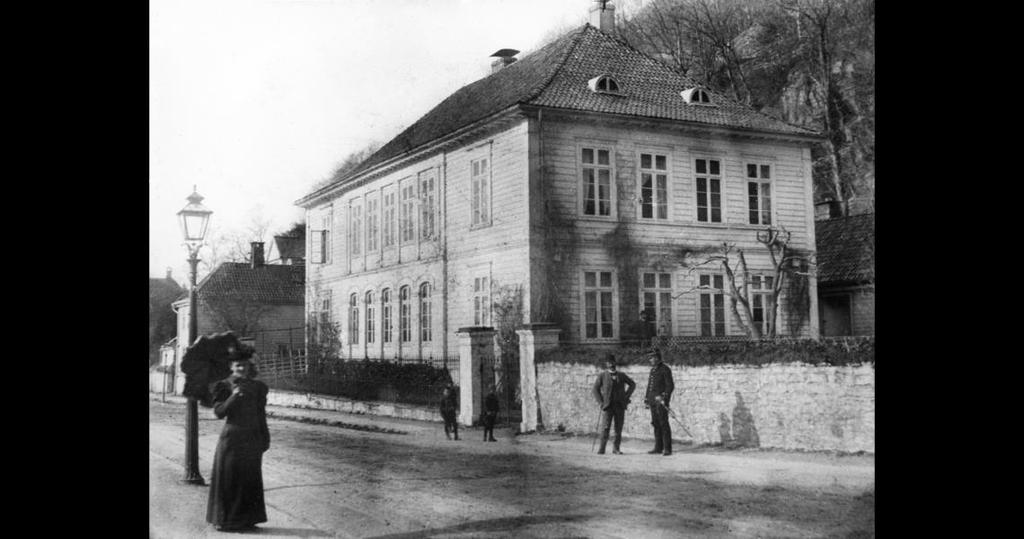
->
<box><xmin>592</xmin><ymin>354</ymin><xmax>636</xmax><ymax>454</ymax></box>
<box><xmin>644</xmin><ymin>348</ymin><xmax>675</xmax><ymax>456</ymax></box>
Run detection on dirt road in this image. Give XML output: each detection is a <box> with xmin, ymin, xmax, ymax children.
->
<box><xmin>150</xmin><ymin>399</ymin><xmax>874</xmax><ymax>538</ymax></box>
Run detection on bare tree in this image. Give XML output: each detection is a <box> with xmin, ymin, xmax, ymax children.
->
<box><xmin>311</xmin><ymin>140</ymin><xmax>383</xmax><ymax>192</ymax></box>
<box><xmin>778</xmin><ymin>0</ymin><xmax>874</xmax><ymax>215</ymax></box>
<box><xmin>677</xmin><ymin>226</ymin><xmax>813</xmax><ymax>339</ymax></box>
<box><xmin>201</xmin><ymin>292</ymin><xmax>272</xmax><ymax>339</ymax></box>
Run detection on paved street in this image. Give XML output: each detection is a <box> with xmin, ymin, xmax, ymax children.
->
<box><xmin>149</xmin><ymin>397</ymin><xmax>874</xmax><ymax>538</ymax></box>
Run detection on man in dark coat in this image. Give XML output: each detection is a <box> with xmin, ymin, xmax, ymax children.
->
<box><xmin>591</xmin><ymin>354</ymin><xmax>636</xmax><ymax>455</ymax></box>
<box><xmin>440</xmin><ymin>385</ymin><xmax>459</xmax><ymax>440</ymax></box>
<box><xmin>644</xmin><ymin>348</ymin><xmax>675</xmax><ymax>456</ymax></box>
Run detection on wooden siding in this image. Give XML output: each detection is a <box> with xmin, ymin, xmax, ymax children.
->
<box><xmin>532</xmin><ymin>117</ymin><xmax>817</xmax><ymax>341</ymax></box>
<box><xmin>305</xmin><ymin>120</ymin><xmax>532</xmax><ymax>357</ymax></box>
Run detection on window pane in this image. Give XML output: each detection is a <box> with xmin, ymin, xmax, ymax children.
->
<box><xmin>659</xmin><ymin>273</ymin><xmax>671</xmax><ymax>288</ymax></box>
<box><xmin>747</xmin><ymin>164</ymin><xmax>757</xmax><ymax>178</ymax></box>
<box><xmin>582</xmin><ymin>148</ymin><xmax>593</xmax><ymax>164</ymax></box>
<box><xmin>696</xmin><ymin>159</ymin><xmax>706</xmax><ymax>174</ymax></box>
<box><xmin>598</xmin><ymin>150</ymin><xmax>609</xmax><ymax>165</ymax></box>
<box><xmin>585</xmin><ymin>272</ymin><xmax>596</xmax><ymax>287</ymax></box>
<box><xmin>641</xmin><ymin>153</ymin><xmax>652</xmax><ymax>169</ymax></box>
<box><xmin>643</xmin><ymin>273</ymin><xmax>655</xmax><ymax>288</ymax></box>
<box><xmin>700</xmin><ymin>274</ymin><xmax>709</xmax><ymax>287</ymax></box>
<box><xmin>760</xmin><ymin>165</ymin><xmax>770</xmax><ymax>179</ymax></box>
<box><xmin>655</xmin><ymin>155</ymin><xmax>666</xmax><ymax>170</ymax></box>
<box><xmin>600</xmin><ymin>272</ymin><xmax>612</xmax><ymax>287</ymax></box>
<box><xmin>709</xmin><ymin>160</ymin><xmax>720</xmax><ymax>175</ymax></box>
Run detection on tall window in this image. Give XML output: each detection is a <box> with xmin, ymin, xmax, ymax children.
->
<box><xmin>641</xmin><ymin>272</ymin><xmax>673</xmax><ymax>336</ymax></box>
<box><xmin>639</xmin><ymin>152</ymin><xmax>668</xmax><ymax>220</ymax></box>
<box><xmin>695</xmin><ymin>159</ymin><xmax>722</xmax><ymax>223</ymax></box>
<box><xmin>750</xmin><ymin>274</ymin><xmax>775</xmax><ymax>335</ymax></box>
<box><xmin>311</xmin><ymin>211</ymin><xmax>331</xmax><ymax>264</ymax></box>
<box><xmin>419</xmin><ymin>170</ymin><xmax>436</xmax><ymax>240</ymax></box>
<box><xmin>583</xmin><ymin>270</ymin><xmax>614</xmax><ymax>339</ymax></box>
<box><xmin>473</xmin><ymin>275</ymin><xmax>489</xmax><ymax>326</ymax></box>
<box><xmin>381</xmin><ymin>288</ymin><xmax>392</xmax><ymax>343</ymax></box>
<box><xmin>399</xmin><ymin>286</ymin><xmax>412</xmax><ymax>342</ymax></box>
<box><xmin>400</xmin><ymin>181</ymin><xmax>416</xmax><ymax>243</ymax></box>
<box><xmin>420</xmin><ymin>283</ymin><xmax>432</xmax><ymax>342</ymax></box>
<box><xmin>365</xmin><ymin>291</ymin><xmax>376</xmax><ymax>344</ymax></box>
<box><xmin>471</xmin><ymin>157</ymin><xmax>490</xmax><ymax>227</ymax></box>
<box><xmin>366</xmin><ymin>195</ymin><xmax>379</xmax><ymax>252</ymax></box>
<box><xmin>746</xmin><ymin>163</ymin><xmax>772</xmax><ymax>225</ymax></box>
<box><xmin>314</xmin><ymin>290</ymin><xmax>331</xmax><ymax>344</ymax></box>
<box><xmin>349</xmin><ymin>293</ymin><xmax>360</xmax><ymax>345</ymax></box>
<box><xmin>383</xmin><ymin>189</ymin><xmax>396</xmax><ymax>248</ymax></box>
<box><xmin>699</xmin><ymin>274</ymin><xmax>726</xmax><ymax>336</ymax></box>
<box><xmin>349</xmin><ymin>200</ymin><xmax>362</xmax><ymax>257</ymax></box>
<box><xmin>581</xmin><ymin>147</ymin><xmax>612</xmax><ymax>216</ymax></box>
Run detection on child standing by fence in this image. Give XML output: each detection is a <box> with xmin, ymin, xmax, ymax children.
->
<box><xmin>440</xmin><ymin>385</ymin><xmax>459</xmax><ymax>440</ymax></box>
<box><xmin>482</xmin><ymin>388</ymin><xmax>499</xmax><ymax>442</ymax></box>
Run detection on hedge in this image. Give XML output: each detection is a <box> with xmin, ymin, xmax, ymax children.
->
<box><xmin>537</xmin><ymin>338</ymin><xmax>874</xmax><ymax>368</ymax></box>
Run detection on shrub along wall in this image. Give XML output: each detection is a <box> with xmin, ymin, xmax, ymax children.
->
<box><xmin>534</xmin><ymin>340</ymin><xmax>874</xmax><ymax>453</ymax></box>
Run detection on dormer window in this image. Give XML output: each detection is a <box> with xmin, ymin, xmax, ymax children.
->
<box><xmin>588</xmin><ymin>75</ymin><xmax>622</xmax><ymax>95</ymax></box>
<box><xmin>681</xmin><ymin>88</ymin><xmax>713</xmax><ymax>104</ymax></box>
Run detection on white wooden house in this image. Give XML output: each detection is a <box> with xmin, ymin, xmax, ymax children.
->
<box><xmin>296</xmin><ymin>2</ymin><xmax>822</xmax><ymax>360</ymax></box>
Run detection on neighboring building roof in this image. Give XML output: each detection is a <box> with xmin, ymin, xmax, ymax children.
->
<box><xmin>815</xmin><ymin>213</ymin><xmax>875</xmax><ymax>285</ymax></box>
<box><xmin>273</xmin><ymin>235</ymin><xmax>305</xmax><ymax>261</ymax></box>
<box><xmin>192</xmin><ymin>262</ymin><xmax>305</xmax><ymax>305</ymax></box>
<box><xmin>303</xmin><ymin>24</ymin><xmax>819</xmax><ymax>204</ymax></box>
<box><xmin>150</xmin><ymin>275</ymin><xmax>183</xmax><ymax>297</ymax></box>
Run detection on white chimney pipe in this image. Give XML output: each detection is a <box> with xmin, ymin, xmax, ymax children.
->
<box><xmin>589</xmin><ymin>0</ymin><xmax>616</xmax><ymax>34</ymax></box>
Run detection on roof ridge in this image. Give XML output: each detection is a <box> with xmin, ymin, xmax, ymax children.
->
<box><xmin>521</xmin><ymin>24</ymin><xmax>590</xmax><ymax>103</ymax></box>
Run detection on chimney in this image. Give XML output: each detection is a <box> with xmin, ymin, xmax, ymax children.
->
<box><xmin>165</xmin><ymin>267</ymin><xmax>173</xmax><ymax>280</ymax></box>
<box><xmin>589</xmin><ymin>0</ymin><xmax>616</xmax><ymax>34</ymax></box>
<box><xmin>250</xmin><ymin>242</ymin><xmax>265</xmax><ymax>268</ymax></box>
<box><xmin>490</xmin><ymin>49</ymin><xmax>519</xmax><ymax>74</ymax></box>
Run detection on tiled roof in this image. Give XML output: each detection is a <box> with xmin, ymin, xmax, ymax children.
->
<box><xmin>195</xmin><ymin>263</ymin><xmax>305</xmax><ymax>305</ymax></box>
<box><xmin>321</xmin><ymin>25</ymin><xmax>818</xmax><ymax>197</ymax></box>
<box><xmin>815</xmin><ymin>213</ymin><xmax>875</xmax><ymax>285</ymax></box>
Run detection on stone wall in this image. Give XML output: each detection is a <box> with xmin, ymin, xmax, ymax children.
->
<box><xmin>536</xmin><ymin>362</ymin><xmax>874</xmax><ymax>453</ymax></box>
<box><xmin>266</xmin><ymin>389</ymin><xmax>441</xmax><ymax>423</ymax></box>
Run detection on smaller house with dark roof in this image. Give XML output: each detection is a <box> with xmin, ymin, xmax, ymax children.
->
<box><xmin>171</xmin><ymin>242</ymin><xmax>305</xmax><ymax>394</ymax></box>
<box><xmin>815</xmin><ymin>213</ymin><xmax>874</xmax><ymax>336</ymax></box>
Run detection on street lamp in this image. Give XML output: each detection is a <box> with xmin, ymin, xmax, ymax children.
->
<box><xmin>177</xmin><ymin>185</ymin><xmax>212</xmax><ymax>485</ymax></box>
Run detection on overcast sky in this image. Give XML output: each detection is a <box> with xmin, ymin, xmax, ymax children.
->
<box><xmin>148</xmin><ymin>0</ymin><xmax>624</xmax><ymax>282</ymax></box>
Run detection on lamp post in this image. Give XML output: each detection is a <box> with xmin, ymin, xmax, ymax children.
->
<box><xmin>177</xmin><ymin>185</ymin><xmax>212</xmax><ymax>485</ymax></box>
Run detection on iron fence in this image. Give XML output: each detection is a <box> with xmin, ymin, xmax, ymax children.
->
<box><xmin>257</xmin><ymin>354</ymin><xmax>461</xmax><ymax>408</ymax></box>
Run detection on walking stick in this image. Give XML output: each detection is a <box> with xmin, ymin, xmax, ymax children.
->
<box><xmin>590</xmin><ymin>408</ymin><xmax>603</xmax><ymax>453</ymax></box>
<box><xmin>657</xmin><ymin>398</ymin><xmax>693</xmax><ymax>438</ymax></box>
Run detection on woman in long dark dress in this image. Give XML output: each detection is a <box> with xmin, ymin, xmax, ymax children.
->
<box><xmin>206</xmin><ymin>352</ymin><xmax>270</xmax><ymax>531</ymax></box>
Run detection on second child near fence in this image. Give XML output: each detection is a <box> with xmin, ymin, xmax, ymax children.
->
<box><xmin>482</xmin><ymin>388</ymin><xmax>500</xmax><ymax>442</ymax></box>
<box><xmin>440</xmin><ymin>385</ymin><xmax>459</xmax><ymax>441</ymax></box>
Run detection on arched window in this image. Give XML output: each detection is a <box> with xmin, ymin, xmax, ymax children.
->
<box><xmin>588</xmin><ymin>74</ymin><xmax>622</xmax><ymax>95</ymax></box>
<box><xmin>381</xmin><ymin>288</ymin><xmax>392</xmax><ymax>343</ymax></box>
<box><xmin>399</xmin><ymin>286</ymin><xmax>411</xmax><ymax>342</ymax></box>
<box><xmin>419</xmin><ymin>283</ymin><xmax>432</xmax><ymax>342</ymax></box>
<box><xmin>681</xmin><ymin>87</ymin><xmax>713</xmax><ymax>104</ymax></box>
<box><xmin>365</xmin><ymin>291</ymin><xmax>375</xmax><ymax>344</ymax></box>
<box><xmin>349</xmin><ymin>293</ymin><xmax>359</xmax><ymax>345</ymax></box>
